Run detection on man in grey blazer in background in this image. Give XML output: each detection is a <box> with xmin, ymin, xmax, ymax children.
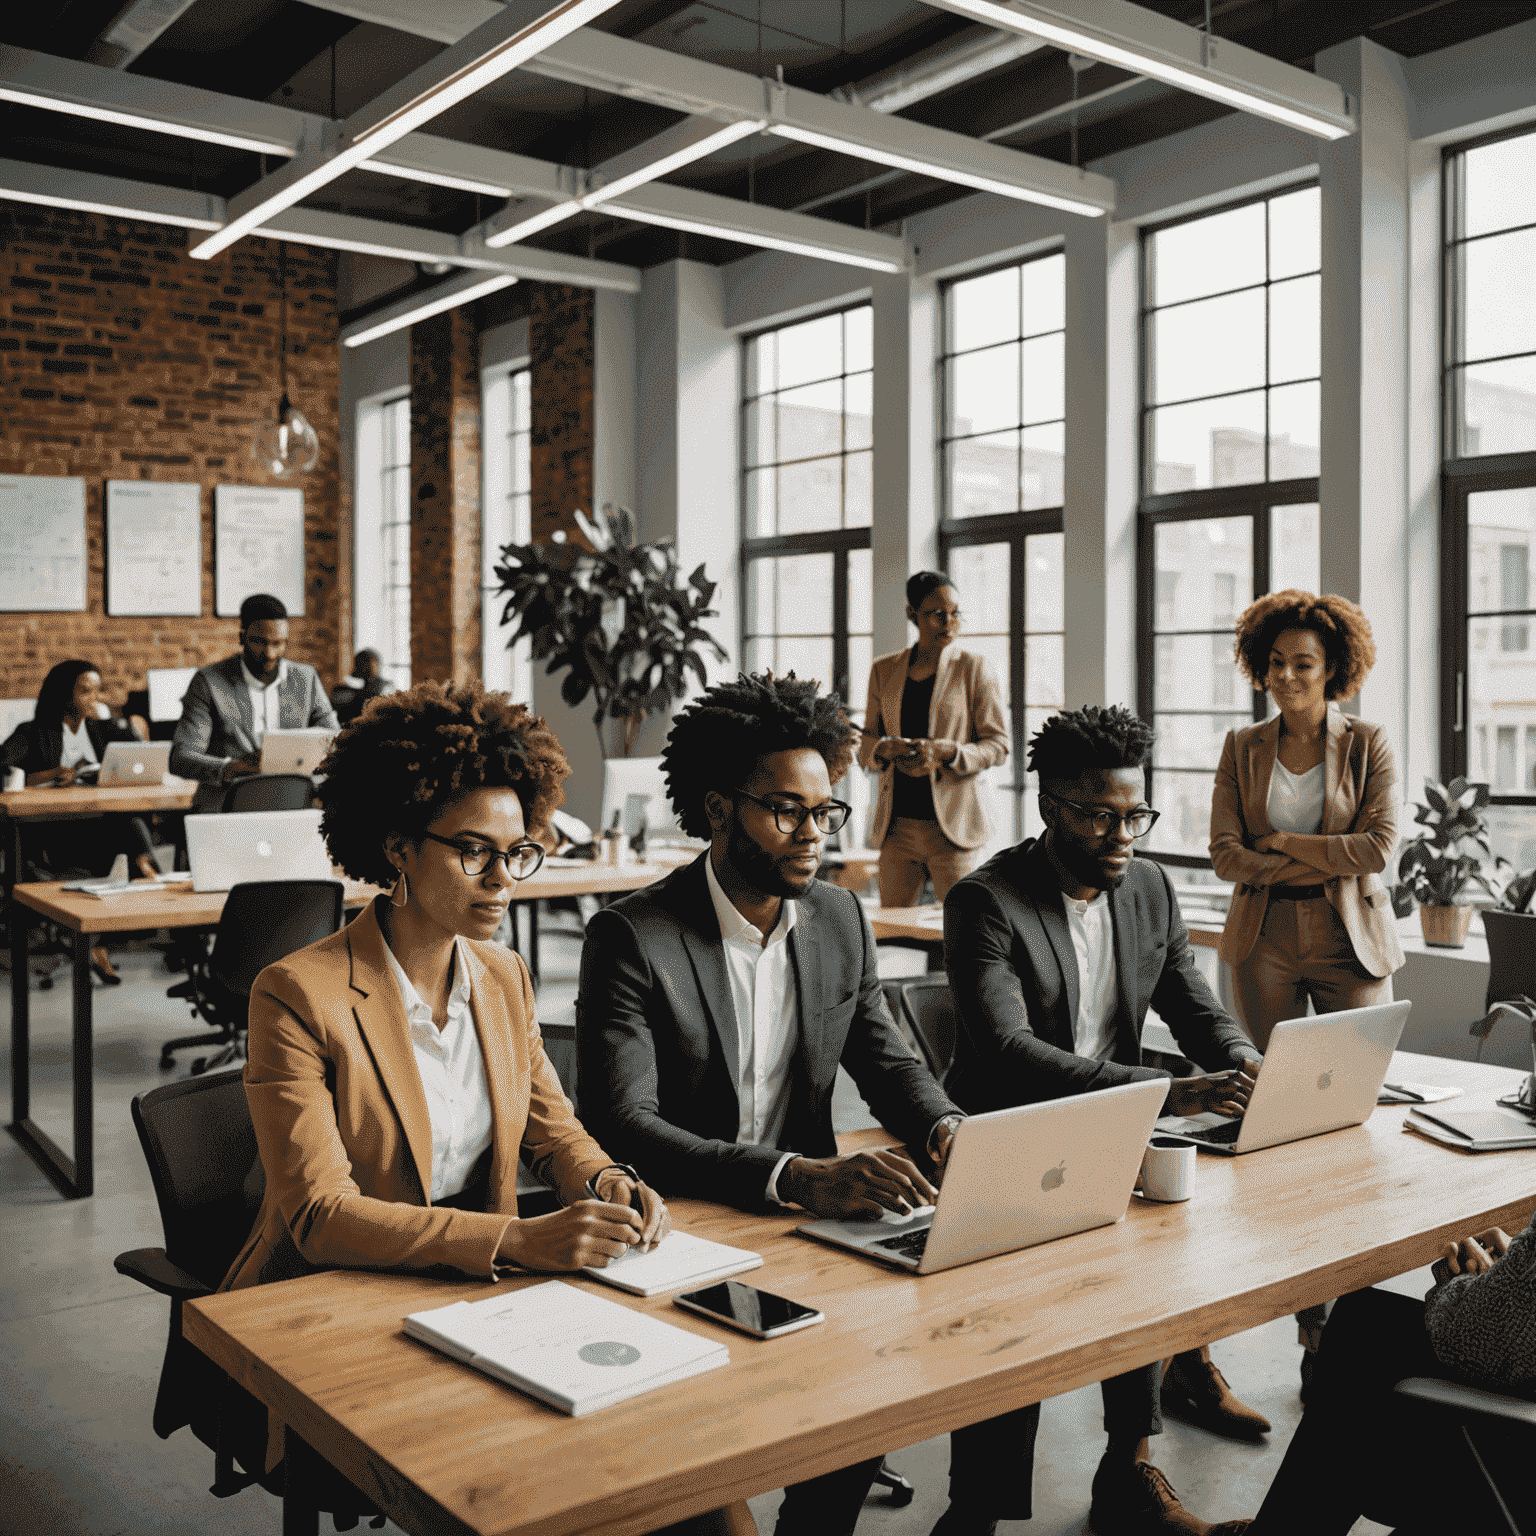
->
<box><xmin>170</xmin><ymin>592</ymin><xmax>338</xmax><ymax>811</ymax></box>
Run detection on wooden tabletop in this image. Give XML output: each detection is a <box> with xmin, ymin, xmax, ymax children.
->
<box><xmin>184</xmin><ymin>1051</ymin><xmax>1535</xmax><ymax>1536</ymax></box>
<box><xmin>513</xmin><ymin>857</ymin><xmax>684</xmax><ymax>901</ymax></box>
<box><xmin>868</xmin><ymin>905</ymin><xmax>1226</xmax><ymax>949</ymax></box>
<box><xmin>0</xmin><ymin>777</ymin><xmax>197</xmax><ymax>819</ymax></box>
<box><xmin>9</xmin><ymin>876</ymin><xmax>382</xmax><ymax>934</ymax></box>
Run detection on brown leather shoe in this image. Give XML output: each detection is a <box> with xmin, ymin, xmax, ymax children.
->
<box><xmin>1161</xmin><ymin>1348</ymin><xmax>1271</xmax><ymax>1439</ymax></box>
<box><xmin>1088</xmin><ymin>1457</ymin><xmax>1211</xmax><ymax>1535</ymax></box>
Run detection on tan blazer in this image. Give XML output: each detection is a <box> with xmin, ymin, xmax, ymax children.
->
<box><xmin>857</xmin><ymin>645</ymin><xmax>1009</xmax><ymax>851</ymax></box>
<box><xmin>1209</xmin><ymin>707</ymin><xmax>1404</xmax><ymax>978</ymax></box>
<box><xmin>220</xmin><ymin>898</ymin><xmax>612</xmax><ymax>1293</ymax></box>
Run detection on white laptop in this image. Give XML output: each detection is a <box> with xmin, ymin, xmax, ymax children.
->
<box><xmin>797</xmin><ymin>1078</ymin><xmax>1168</xmax><ymax>1274</ymax></box>
<box><xmin>259</xmin><ymin>728</ymin><xmax>334</xmax><ymax>776</ymax></box>
<box><xmin>186</xmin><ymin>808</ymin><xmax>333</xmax><ymax>892</ymax></box>
<box><xmin>97</xmin><ymin>741</ymin><xmax>171</xmax><ymax>786</ymax></box>
<box><xmin>1156</xmin><ymin>1000</ymin><xmax>1411</xmax><ymax>1156</ymax></box>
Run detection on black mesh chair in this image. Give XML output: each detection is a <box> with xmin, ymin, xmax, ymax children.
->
<box><xmin>888</xmin><ymin>974</ymin><xmax>960</xmax><ymax>1087</ymax></box>
<box><xmin>1483</xmin><ymin>908</ymin><xmax>1536</xmax><ymax>1013</ymax></box>
<box><xmin>220</xmin><ymin>774</ymin><xmax>316</xmax><ymax>814</ymax></box>
<box><xmin>162</xmin><ymin>879</ymin><xmax>344</xmax><ymax>1073</ymax></box>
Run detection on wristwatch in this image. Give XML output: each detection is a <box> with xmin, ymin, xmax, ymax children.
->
<box><xmin>585</xmin><ymin>1162</ymin><xmax>641</xmax><ymax>1201</ymax></box>
<box><xmin>929</xmin><ymin>1114</ymin><xmax>964</xmax><ymax>1157</ymax></box>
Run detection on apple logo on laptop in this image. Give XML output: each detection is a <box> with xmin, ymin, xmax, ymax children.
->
<box><xmin>1317</xmin><ymin>1069</ymin><xmax>1333</xmax><ymax>1090</ymax></box>
<box><xmin>256</xmin><ymin>839</ymin><xmax>274</xmax><ymax>859</ymax></box>
<box><xmin>131</xmin><ymin>761</ymin><xmax>144</xmax><ymax>775</ymax></box>
<box><xmin>1041</xmin><ymin>1161</ymin><xmax>1066</xmax><ymax>1191</ymax></box>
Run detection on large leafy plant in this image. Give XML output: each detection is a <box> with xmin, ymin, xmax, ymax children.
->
<box><xmin>491</xmin><ymin>505</ymin><xmax>725</xmax><ymax>757</ymax></box>
<box><xmin>1391</xmin><ymin>776</ymin><xmax>1509</xmax><ymax>910</ymax></box>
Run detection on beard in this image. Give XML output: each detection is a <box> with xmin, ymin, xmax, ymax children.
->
<box><xmin>1051</xmin><ymin>832</ymin><xmax>1131</xmax><ymax>892</ymax></box>
<box><xmin>727</xmin><ymin>816</ymin><xmax>817</xmax><ymax>900</ymax></box>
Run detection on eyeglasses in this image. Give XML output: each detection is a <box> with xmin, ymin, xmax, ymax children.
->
<box><xmin>732</xmin><ymin>788</ymin><xmax>852</xmax><ymax>836</ymax></box>
<box><xmin>1043</xmin><ymin>792</ymin><xmax>1160</xmax><ymax>840</ymax></box>
<box><xmin>421</xmin><ymin>831</ymin><xmax>547</xmax><ymax>880</ymax></box>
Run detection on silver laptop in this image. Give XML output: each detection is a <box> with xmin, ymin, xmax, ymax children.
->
<box><xmin>97</xmin><ymin>741</ymin><xmax>171</xmax><ymax>786</ymax></box>
<box><xmin>259</xmin><ymin>728</ymin><xmax>333</xmax><ymax>776</ymax></box>
<box><xmin>186</xmin><ymin>809</ymin><xmax>334</xmax><ymax>892</ymax></box>
<box><xmin>1156</xmin><ymin>1000</ymin><xmax>1411</xmax><ymax>1156</ymax></box>
<box><xmin>797</xmin><ymin>1078</ymin><xmax>1168</xmax><ymax>1274</ymax></box>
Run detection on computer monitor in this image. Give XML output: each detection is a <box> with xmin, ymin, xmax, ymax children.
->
<box><xmin>147</xmin><ymin>666</ymin><xmax>198</xmax><ymax>723</ymax></box>
<box><xmin>598</xmin><ymin>756</ymin><xmax>678</xmax><ymax>840</ymax></box>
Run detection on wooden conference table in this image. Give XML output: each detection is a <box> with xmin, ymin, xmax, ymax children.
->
<box><xmin>869</xmin><ymin>905</ymin><xmax>1227</xmax><ymax>950</ymax></box>
<box><xmin>184</xmin><ymin>1052</ymin><xmax>1533</xmax><ymax>1536</ymax></box>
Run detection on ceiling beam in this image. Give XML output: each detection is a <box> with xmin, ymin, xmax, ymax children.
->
<box><xmin>340</xmin><ymin>267</ymin><xmax>518</xmax><ymax>347</ymax></box>
<box><xmin>188</xmin><ymin>0</ymin><xmax>626</xmax><ymax>260</ymax></box>
<box><xmin>0</xmin><ymin>154</ymin><xmax>223</xmax><ymax>229</ymax></box>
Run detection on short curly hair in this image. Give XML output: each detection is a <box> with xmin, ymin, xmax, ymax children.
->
<box><xmin>317</xmin><ymin>680</ymin><xmax>569</xmax><ymax>887</ymax></box>
<box><xmin>1233</xmin><ymin>589</ymin><xmax>1375</xmax><ymax>700</ymax></box>
<box><xmin>661</xmin><ymin>672</ymin><xmax>855</xmax><ymax>840</ymax></box>
<box><xmin>1028</xmin><ymin>704</ymin><xmax>1156</xmax><ymax>783</ymax></box>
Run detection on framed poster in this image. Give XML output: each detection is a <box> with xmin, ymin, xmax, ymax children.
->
<box><xmin>0</xmin><ymin>474</ymin><xmax>87</xmax><ymax>612</ymax></box>
<box><xmin>214</xmin><ymin>485</ymin><xmax>305</xmax><ymax>617</ymax></box>
<box><xmin>105</xmin><ymin>480</ymin><xmax>202</xmax><ymax>616</ymax></box>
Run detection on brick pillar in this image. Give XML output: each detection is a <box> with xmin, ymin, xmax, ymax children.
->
<box><xmin>530</xmin><ymin>284</ymin><xmax>594</xmax><ymax>544</ymax></box>
<box><xmin>409</xmin><ymin>307</ymin><xmax>481</xmax><ymax>683</ymax></box>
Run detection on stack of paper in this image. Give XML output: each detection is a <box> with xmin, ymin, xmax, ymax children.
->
<box><xmin>404</xmin><ymin>1280</ymin><xmax>728</xmax><ymax>1415</ymax></box>
<box><xmin>582</xmin><ymin>1230</ymin><xmax>762</xmax><ymax>1297</ymax></box>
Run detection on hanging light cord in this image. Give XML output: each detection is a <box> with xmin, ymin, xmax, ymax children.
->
<box><xmin>278</xmin><ymin>240</ymin><xmax>289</xmax><ymax>411</ymax></box>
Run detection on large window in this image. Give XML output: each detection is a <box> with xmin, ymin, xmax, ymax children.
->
<box><xmin>741</xmin><ymin>306</ymin><xmax>873</xmax><ymax>708</ymax></box>
<box><xmin>939</xmin><ymin>253</ymin><xmax>1067</xmax><ymax>845</ymax></box>
<box><xmin>1443</xmin><ymin>126</ymin><xmax>1536</xmax><ymax>869</ymax></box>
<box><xmin>482</xmin><ymin>365</ymin><xmax>532</xmax><ymax>699</ymax></box>
<box><xmin>1137</xmin><ymin>187</ymin><xmax>1322</xmax><ymax>867</ymax></box>
<box><xmin>354</xmin><ymin>392</ymin><xmax>412</xmax><ymax>689</ymax></box>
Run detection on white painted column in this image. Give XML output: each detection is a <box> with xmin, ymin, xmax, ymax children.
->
<box><xmin>1316</xmin><ymin>39</ymin><xmax>1414</xmax><ymax>769</ymax></box>
<box><xmin>1062</xmin><ymin>212</ymin><xmax>1139</xmax><ymax>711</ymax></box>
<box><xmin>870</xmin><ymin>270</ymin><xmax>939</xmax><ymax>658</ymax></box>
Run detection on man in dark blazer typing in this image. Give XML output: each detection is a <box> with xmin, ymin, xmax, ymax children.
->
<box><xmin>578</xmin><ymin>671</ymin><xmax>963</xmax><ymax>1536</ymax></box>
<box><xmin>937</xmin><ymin>704</ymin><xmax>1268</xmax><ymax>1536</ymax></box>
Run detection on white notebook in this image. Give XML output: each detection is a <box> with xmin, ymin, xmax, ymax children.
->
<box><xmin>404</xmin><ymin>1280</ymin><xmax>728</xmax><ymax>1416</ymax></box>
<box><xmin>582</xmin><ymin>1230</ymin><xmax>763</xmax><ymax>1297</ymax></box>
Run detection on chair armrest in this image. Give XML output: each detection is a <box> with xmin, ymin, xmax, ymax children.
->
<box><xmin>1395</xmin><ymin>1376</ymin><xmax>1536</xmax><ymax>1428</ymax></box>
<box><xmin>114</xmin><ymin>1247</ymin><xmax>213</xmax><ymax>1303</ymax></box>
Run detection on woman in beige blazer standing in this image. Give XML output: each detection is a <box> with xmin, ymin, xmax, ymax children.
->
<box><xmin>857</xmin><ymin>571</ymin><xmax>1009</xmax><ymax>906</ymax></box>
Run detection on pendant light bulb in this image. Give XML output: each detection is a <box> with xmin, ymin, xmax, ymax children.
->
<box><xmin>251</xmin><ymin>392</ymin><xmax>320</xmax><ymax>478</ymax></box>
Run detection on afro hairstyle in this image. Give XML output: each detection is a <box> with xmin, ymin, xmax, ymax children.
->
<box><xmin>317</xmin><ymin>679</ymin><xmax>569</xmax><ymax>888</ymax></box>
<box><xmin>1027</xmin><ymin>704</ymin><xmax>1157</xmax><ymax>784</ymax></box>
<box><xmin>661</xmin><ymin>672</ymin><xmax>856</xmax><ymax>840</ymax></box>
<box><xmin>1233</xmin><ymin>589</ymin><xmax>1376</xmax><ymax>700</ymax></box>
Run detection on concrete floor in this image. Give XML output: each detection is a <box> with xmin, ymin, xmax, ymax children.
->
<box><xmin>0</xmin><ymin>923</ymin><xmax>1403</xmax><ymax>1536</ymax></box>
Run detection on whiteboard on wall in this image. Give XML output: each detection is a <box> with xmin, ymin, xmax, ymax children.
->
<box><xmin>106</xmin><ymin>480</ymin><xmax>203</xmax><ymax>616</ymax></box>
<box><xmin>0</xmin><ymin>475</ymin><xmax>87</xmax><ymax>612</ymax></box>
<box><xmin>214</xmin><ymin>485</ymin><xmax>305</xmax><ymax>617</ymax></box>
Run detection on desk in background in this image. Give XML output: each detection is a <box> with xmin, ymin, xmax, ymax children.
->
<box><xmin>6</xmin><ymin>876</ymin><xmax>378</xmax><ymax>1199</ymax></box>
<box><xmin>184</xmin><ymin>1052</ymin><xmax>1534</xmax><ymax>1536</ymax></box>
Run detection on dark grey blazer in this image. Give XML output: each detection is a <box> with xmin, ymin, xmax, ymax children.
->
<box><xmin>576</xmin><ymin>853</ymin><xmax>959</xmax><ymax>1209</ymax></box>
<box><xmin>943</xmin><ymin>837</ymin><xmax>1257</xmax><ymax>1114</ymax></box>
<box><xmin>170</xmin><ymin>655</ymin><xmax>338</xmax><ymax>811</ymax></box>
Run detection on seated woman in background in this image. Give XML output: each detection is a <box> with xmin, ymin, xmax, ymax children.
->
<box><xmin>1207</xmin><ymin>1211</ymin><xmax>1536</xmax><ymax>1535</ymax></box>
<box><xmin>2</xmin><ymin>659</ymin><xmax>153</xmax><ymax>981</ymax></box>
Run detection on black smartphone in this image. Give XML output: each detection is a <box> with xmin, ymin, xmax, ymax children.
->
<box><xmin>673</xmin><ymin>1280</ymin><xmax>824</xmax><ymax>1339</ymax></box>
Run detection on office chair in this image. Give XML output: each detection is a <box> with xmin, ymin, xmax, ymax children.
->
<box><xmin>220</xmin><ymin>773</ymin><xmax>316</xmax><ymax>814</ymax></box>
<box><xmin>1482</xmin><ymin>909</ymin><xmax>1536</xmax><ymax>1014</ymax></box>
<box><xmin>1394</xmin><ymin>1376</ymin><xmax>1536</xmax><ymax>1535</ymax></box>
<box><xmin>539</xmin><ymin>1004</ymin><xmax>578</xmax><ymax>1110</ymax></box>
<box><xmin>161</xmin><ymin>879</ymin><xmax>344</xmax><ymax>1074</ymax></box>
<box><xmin>889</xmin><ymin>974</ymin><xmax>960</xmax><ymax>1087</ymax></box>
<box><xmin>115</xmin><ymin>1069</ymin><xmax>383</xmax><ymax>1533</ymax></box>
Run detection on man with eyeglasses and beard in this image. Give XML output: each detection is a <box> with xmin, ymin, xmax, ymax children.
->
<box><xmin>577</xmin><ymin>671</ymin><xmax>965</xmax><ymax>1536</ymax></box>
<box><xmin>930</xmin><ymin>704</ymin><xmax>1269</xmax><ymax>1536</ymax></box>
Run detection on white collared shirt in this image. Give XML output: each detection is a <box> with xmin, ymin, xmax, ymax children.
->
<box><xmin>704</xmin><ymin>854</ymin><xmax>800</xmax><ymax>1202</ymax></box>
<box><xmin>1064</xmin><ymin>891</ymin><xmax>1118</xmax><ymax>1062</ymax></box>
<box><xmin>381</xmin><ymin>935</ymin><xmax>495</xmax><ymax>1202</ymax></box>
<box><xmin>60</xmin><ymin>719</ymin><xmax>98</xmax><ymax>769</ymax></box>
<box><xmin>240</xmin><ymin>656</ymin><xmax>289</xmax><ymax>745</ymax></box>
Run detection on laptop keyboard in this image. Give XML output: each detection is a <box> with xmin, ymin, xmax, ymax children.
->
<box><xmin>874</xmin><ymin>1227</ymin><xmax>931</xmax><ymax>1262</ymax></box>
<box><xmin>1193</xmin><ymin>1119</ymin><xmax>1243</xmax><ymax>1144</ymax></box>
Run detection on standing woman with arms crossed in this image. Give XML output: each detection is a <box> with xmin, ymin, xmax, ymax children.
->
<box><xmin>858</xmin><ymin>571</ymin><xmax>1009</xmax><ymax>906</ymax></box>
<box><xmin>1209</xmin><ymin>591</ymin><xmax>1405</xmax><ymax>1376</ymax></box>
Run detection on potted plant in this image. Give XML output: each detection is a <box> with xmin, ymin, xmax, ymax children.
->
<box><xmin>491</xmin><ymin>505</ymin><xmax>726</xmax><ymax>758</ymax></box>
<box><xmin>1390</xmin><ymin>777</ymin><xmax>1510</xmax><ymax>949</ymax></box>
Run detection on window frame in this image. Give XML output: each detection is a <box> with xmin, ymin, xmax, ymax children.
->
<box><xmin>354</xmin><ymin>389</ymin><xmax>412</xmax><ymax>690</ymax></box>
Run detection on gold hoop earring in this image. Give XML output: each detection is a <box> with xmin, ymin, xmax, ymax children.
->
<box><xmin>390</xmin><ymin>870</ymin><xmax>409</xmax><ymax>909</ymax></box>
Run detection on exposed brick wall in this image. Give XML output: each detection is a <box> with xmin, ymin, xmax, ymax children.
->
<box><xmin>409</xmin><ymin>307</ymin><xmax>481</xmax><ymax>683</ymax></box>
<box><xmin>529</xmin><ymin>283</ymin><xmax>593</xmax><ymax>546</ymax></box>
<box><xmin>0</xmin><ymin>203</ymin><xmax>347</xmax><ymax>711</ymax></box>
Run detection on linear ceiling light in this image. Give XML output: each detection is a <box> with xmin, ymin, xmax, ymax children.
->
<box><xmin>605</xmin><ymin>202</ymin><xmax>904</xmax><ymax>273</ymax></box>
<box><xmin>926</xmin><ymin>0</ymin><xmax>1355</xmax><ymax>140</ymax></box>
<box><xmin>766</xmin><ymin>119</ymin><xmax>1106</xmax><ymax>216</ymax></box>
<box><xmin>358</xmin><ymin>159</ymin><xmax>513</xmax><ymax>198</ymax></box>
<box><xmin>190</xmin><ymin>0</ymin><xmax>622</xmax><ymax>260</ymax></box>
<box><xmin>583</xmin><ymin>118</ymin><xmax>762</xmax><ymax>207</ymax></box>
<box><xmin>484</xmin><ymin>197</ymin><xmax>584</xmax><ymax>248</ymax></box>
<box><xmin>342</xmin><ymin>271</ymin><xmax>516</xmax><ymax>348</ymax></box>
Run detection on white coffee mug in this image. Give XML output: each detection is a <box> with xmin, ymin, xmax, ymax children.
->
<box><xmin>1141</xmin><ymin>1136</ymin><xmax>1196</xmax><ymax>1203</ymax></box>
<box><xmin>4</xmin><ymin>767</ymin><xmax>24</xmax><ymax>793</ymax></box>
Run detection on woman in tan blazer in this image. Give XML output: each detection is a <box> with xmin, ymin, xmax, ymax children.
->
<box><xmin>857</xmin><ymin>571</ymin><xmax>1009</xmax><ymax>906</ymax></box>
